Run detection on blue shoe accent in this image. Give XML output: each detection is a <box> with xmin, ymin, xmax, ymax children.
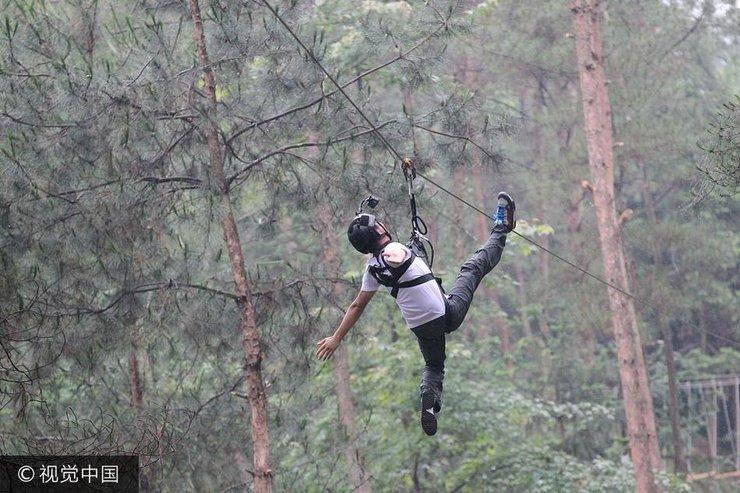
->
<box><xmin>495</xmin><ymin>203</ymin><xmax>507</xmax><ymax>225</ymax></box>
<box><xmin>493</xmin><ymin>192</ymin><xmax>516</xmax><ymax>232</ymax></box>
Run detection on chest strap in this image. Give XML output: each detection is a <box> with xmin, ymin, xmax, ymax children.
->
<box><xmin>390</xmin><ymin>272</ymin><xmax>435</xmax><ymax>298</ymax></box>
<box><xmin>368</xmin><ymin>249</ymin><xmax>415</xmax><ymax>294</ymax></box>
<box><xmin>369</xmin><ymin>248</ymin><xmax>444</xmax><ymax>299</ymax></box>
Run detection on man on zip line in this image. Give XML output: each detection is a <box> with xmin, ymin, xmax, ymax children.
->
<box><xmin>316</xmin><ymin>191</ymin><xmax>516</xmax><ymax>436</ymax></box>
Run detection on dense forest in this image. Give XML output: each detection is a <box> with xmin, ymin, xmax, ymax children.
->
<box><xmin>0</xmin><ymin>0</ymin><xmax>738</xmax><ymax>492</ymax></box>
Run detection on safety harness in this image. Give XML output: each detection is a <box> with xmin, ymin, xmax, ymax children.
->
<box><xmin>401</xmin><ymin>157</ymin><xmax>435</xmax><ymax>270</ymax></box>
<box><xmin>366</xmin><ymin>158</ymin><xmax>443</xmax><ymax>299</ymax></box>
<box><xmin>368</xmin><ymin>248</ymin><xmax>438</xmax><ymax>299</ymax></box>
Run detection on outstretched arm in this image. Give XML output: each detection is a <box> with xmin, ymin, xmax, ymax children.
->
<box><xmin>316</xmin><ymin>290</ymin><xmax>376</xmax><ymax>360</ymax></box>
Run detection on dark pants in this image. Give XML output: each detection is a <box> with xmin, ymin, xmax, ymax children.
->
<box><xmin>410</xmin><ymin>225</ymin><xmax>508</xmax><ymax>407</ymax></box>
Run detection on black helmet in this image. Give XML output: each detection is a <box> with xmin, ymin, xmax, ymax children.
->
<box><xmin>347</xmin><ymin>213</ymin><xmax>381</xmax><ymax>254</ymax></box>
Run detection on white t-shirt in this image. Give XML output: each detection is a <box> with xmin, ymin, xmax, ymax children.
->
<box><xmin>361</xmin><ymin>242</ymin><xmax>446</xmax><ymax>329</ymax></box>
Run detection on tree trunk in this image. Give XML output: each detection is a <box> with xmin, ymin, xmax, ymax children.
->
<box><xmin>334</xmin><ymin>345</ymin><xmax>371</xmax><ymax>492</ymax></box>
<box><xmin>567</xmin><ymin>185</ymin><xmax>585</xmax><ymax>271</ymax></box>
<box><xmin>128</xmin><ymin>347</ymin><xmax>143</xmax><ymax>412</ymax></box>
<box><xmin>452</xmin><ymin>165</ymin><xmax>467</xmax><ymax>265</ymax></box>
<box><xmin>571</xmin><ymin>2</ymin><xmax>662</xmax><ymax>491</ymax></box>
<box><xmin>317</xmin><ymin>203</ymin><xmax>372</xmax><ymax>493</ymax></box>
<box><xmin>124</xmin><ymin>296</ymin><xmax>157</xmax><ymax>492</ymax></box>
<box><xmin>699</xmin><ymin>310</ymin><xmax>708</xmax><ymax>353</ymax></box>
<box><xmin>520</xmin><ymin>86</ymin><xmax>551</xmax><ymax>283</ymax></box>
<box><xmin>568</xmin><ymin>184</ymin><xmax>597</xmax><ymax>362</ymax></box>
<box><xmin>129</xmin><ymin>338</ymin><xmax>153</xmax><ymax>492</ymax></box>
<box><xmin>523</xmin><ymin>86</ymin><xmax>552</xmax><ymax>338</ymax></box>
<box><xmin>637</xmin><ymin>158</ymin><xmax>687</xmax><ymax>474</ymax></box>
<box><xmin>125</xmin><ymin>298</ymin><xmax>145</xmax><ymax>414</ymax></box>
<box><xmin>513</xmin><ymin>263</ymin><xmax>533</xmax><ymax>340</ymax></box>
<box><xmin>451</xmin><ymin>54</ymin><xmax>471</xmax><ymax>265</ymax></box>
<box><xmin>187</xmin><ymin>2</ymin><xmax>273</xmax><ymax>491</ymax></box>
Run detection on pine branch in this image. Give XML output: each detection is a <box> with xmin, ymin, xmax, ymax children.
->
<box><xmin>226</xmin><ymin>120</ymin><xmax>397</xmax><ymax>188</ymax></box>
<box><xmin>0</xmin><ymin>110</ymin><xmax>75</xmax><ymax>129</ymax></box>
<box><xmin>225</xmin><ymin>27</ymin><xmax>442</xmax><ymax>146</ymax></box>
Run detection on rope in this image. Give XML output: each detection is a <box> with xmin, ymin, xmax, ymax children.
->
<box><xmin>402</xmin><ymin>158</ymin><xmax>435</xmax><ymax>268</ymax></box>
<box><xmin>258</xmin><ymin>0</ymin><xmax>740</xmax><ymax>350</ymax></box>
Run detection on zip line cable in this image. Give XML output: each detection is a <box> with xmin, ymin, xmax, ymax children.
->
<box><xmin>258</xmin><ymin>0</ymin><xmax>739</xmax><ymax>350</ymax></box>
<box><xmin>258</xmin><ymin>0</ymin><xmax>404</xmax><ymax>163</ymax></box>
<box><xmin>258</xmin><ymin>0</ymin><xmax>647</xmax><ymax>301</ymax></box>
<box><xmin>414</xmin><ymin>172</ymin><xmax>740</xmax><ymax>349</ymax></box>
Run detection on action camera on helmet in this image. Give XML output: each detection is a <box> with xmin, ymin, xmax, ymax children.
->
<box><xmin>347</xmin><ymin>195</ymin><xmax>385</xmax><ymax>254</ymax></box>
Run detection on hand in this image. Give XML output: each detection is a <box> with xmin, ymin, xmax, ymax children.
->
<box><xmin>316</xmin><ymin>336</ymin><xmax>340</xmax><ymax>360</ymax></box>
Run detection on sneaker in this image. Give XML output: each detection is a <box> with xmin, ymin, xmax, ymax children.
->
<box><xmin>494</xmin><ymin>191</ymin><xmax>516</xmax><ymax>232</ymax></box>
<box><xmin>420</xmin><ymin>388</ymin><xmax>438</xmax><ymax>436</ymax></box>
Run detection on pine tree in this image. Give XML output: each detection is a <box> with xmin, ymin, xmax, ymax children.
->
<box><xmin>571</xmin><ymin>1</ymin><xmax>662</xmax><ymax>490</ymax></box>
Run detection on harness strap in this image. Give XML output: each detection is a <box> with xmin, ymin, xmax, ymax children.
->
<box><xmin>368</xmin><ymin>249</ymin><xmax>416</xmax><ymax>287</ymax></box>
<box><xmin>369</xmin><ymin>245</ymin><xmax>444</xmax><ymax>299</ymax></box>
<box><xmin>390</xmin><ymin>272</ymin><xmax>435</xmax><ymax>298</ymax></box>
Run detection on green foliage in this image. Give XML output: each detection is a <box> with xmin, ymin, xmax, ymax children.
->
<box><xmin>698</xmin><ymin>96</ymin><xmax>739</xmax><ymax>198</ymax></box>
<box><xmin>0</xmin><ymin>0</ymin><xmax>736</xmax><ymax>491</ymax></box>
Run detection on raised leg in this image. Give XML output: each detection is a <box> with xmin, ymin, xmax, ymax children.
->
<box><xmin>445</xmin><ymin>224</ymin><xmax>508</xmax><ymax>332</ymax></box>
